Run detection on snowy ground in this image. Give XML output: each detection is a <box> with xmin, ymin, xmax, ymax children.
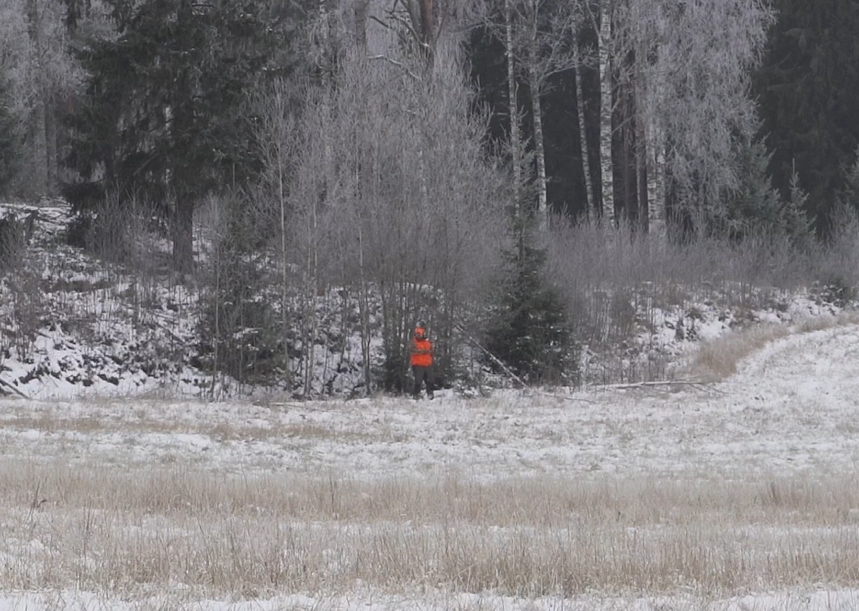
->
<box><xmin>1</xmin><ymin>321</ymin><xmax>859</xmax><ymax>609</ymax></box>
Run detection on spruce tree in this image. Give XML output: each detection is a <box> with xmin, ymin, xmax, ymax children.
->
<box><xmin>484</xmin><ymin>229</ymin><xmax>578</xmax><ymax>386</ymax></box>
<box><xmin>753</xmin><ymin>0</ymin><xmax>859</xmax><ymax>236</ymax></box>
<box><xmin>784</xmin><ymin>167</ymin><xmax>815</xmax><ymax>252</ymax></box>
<box><xmin>64</xmin><ymin>0</ymin><xmax>279</xmax><ymax>271</ymax></box>
<box><xmin>716</xmin><ymin>136</ymin><xmax>782</xmax><ymax>241</ymax></box>
<box><xmin>837</xmin><ymin>150</ymin><xmax>859</xmax><ymax>211</ymax></box>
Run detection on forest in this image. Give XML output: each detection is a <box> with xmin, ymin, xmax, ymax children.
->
<box><xmin>1</xmin><ymin>0</ymin><xmax>859</xmax><ymax>396</ymax></box>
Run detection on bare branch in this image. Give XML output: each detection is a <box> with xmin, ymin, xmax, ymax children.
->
<box><xmin>368</xmin><ymin>14</ymin><xmax>393</xmax><ymax>31</ymax></box>
<box><xmin>367</xmin><ymin>54</ymin><xmax>423</xmax><ymax>81</ymax></box>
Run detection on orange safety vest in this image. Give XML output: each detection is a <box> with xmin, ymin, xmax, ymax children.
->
<box><xmin>410</xmin><ymin>335</ymin><xmax>433</xmax><ymax>367</ymax></box>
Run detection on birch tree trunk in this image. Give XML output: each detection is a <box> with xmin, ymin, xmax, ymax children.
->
<box><xmin>574</xmin><ymin>46</ymin><xmax>594</xmax><ymax>219</ymax></box>
<box><xmin>274</xmin><ymin>90</ymin><xmax>292</xmax><ymax>392</ymax></box>
<box><xmin>302</xmin><ymin>0</ymin><xmax>334</xmax><ymax>396</ymax></box>
<box><xmin>279</xmin><ymin>152</ymin><xmax>290</xmax><ymax>391</ymax></box>
<box><xmin>354</xmin><ymin>0</ymin><xmax>369</xmax><ymax>52</ymax></box>
<box><xmin>419</xmin><ymin>0</ymin><xmax>434</xmax><ymax>51</ymax></box>
<box><xmin>634</xmin><ymin>55</ymin><xmax>649</xmax><ymax>232</ymax></box>
<box><xmin>609</xmin><ymin>0</ymin><xmax>648</xmax><ymax>229</ymax></box>
<box><xmin>357</xmin><ymin>222</ymin><xmax>372</xmax><ymax>392</ymax></box>
<box><xmin>45</xmin><ymin>91</ymin><xmax>57</xmax><ymax>193</ymax></box>
<box><xmin>598</xmin><ymin>0</ymin><xmax>614</xmax><ymax>223</ymax></box>
<box><xmin>529</xmin><ymin>60</ymin><xmax>548</xmax><ymax>232</ymax></box>
<box><xmin>504</xmin><ymin>0</ymin><xmax>522</xmax><ymax>217</ymax></box>
<box><xmin>527</xmin><ymin>3</ymin><xmax>548</xmax><ymax>232</ymax></box>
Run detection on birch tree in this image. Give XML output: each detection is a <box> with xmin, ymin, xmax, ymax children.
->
<box><xmin>504</xmin><ymin>0</ymin><xmax>523</xmax><ymax>214</ymax></box>
<box><xmin>281</xmin><ymin>5</ymin><xmax>503</xmax><ymax>392</ymax></box>
<box><xmin>255</xmin><ymin>78</ymin><xmax>301</xmax><ymax>391</ymax></box>
<box><xmin>510</xmin><ymin>0</ymin><xmax>583</xmax><ymax>231</ymax></box>
<box><xmin>570</xmin><ymin>0</ymin><xmax>772</xmax><ymax>237</ymax></box>
<box><xmin>649</xmin><ymin>0</ymin><xmax>774</xmax><ymax>239</ymax></box>
<box><xmin>599</xmin><ymin>0</ymin><xmax>651</xmax><ymax>230</ymax></box>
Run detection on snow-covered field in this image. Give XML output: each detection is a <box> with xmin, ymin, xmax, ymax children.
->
<box><xmin>4</xmin><ymin>323</ymin><xmax>859</xmax><ymax>482</ymax></box>
<box><xmin>1</xmin><ymin>321</ymin><xmax>859</xmax><ymax>609</ymax></box>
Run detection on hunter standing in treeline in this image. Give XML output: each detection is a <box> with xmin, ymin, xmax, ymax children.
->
<box><xmin>410</xmin><ymin>320</ymin><xmax>434</xmax><ymax>399</ymax></box>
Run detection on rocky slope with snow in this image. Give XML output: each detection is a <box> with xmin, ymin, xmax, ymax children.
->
<box><xmin>0</xmin><ymin>200</ymin><xmax>852</xmax><ymax>401</ymax></box>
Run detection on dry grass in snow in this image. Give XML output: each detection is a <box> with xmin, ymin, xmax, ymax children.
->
<box><xmin>687</xmin><ymin>309</ymin><xmax>859</xmax><ymax>381</ymax></box>
<box><xmin>2</xmin><ymin>462</ymin><xmax>859</xmax><ymax>598</ymax></box>
<box><xmin>2</xmin><ymin>322</ymin><xmax>859</xmax><ymax>609</ymax></box>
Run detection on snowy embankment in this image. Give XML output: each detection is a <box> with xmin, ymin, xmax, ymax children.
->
<box><xmin>1</xmin><ymin>200</ymin><xmax>850</xmax><ymax>401</ymax></box>
<box><xmin>1</xmin><ymin>321</ymin><xmax>859</xmax><ymax>609</ymax></box>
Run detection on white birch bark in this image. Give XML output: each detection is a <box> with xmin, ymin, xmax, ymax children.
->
<box><xmin>598</xmin><ymin>1</ymin><xmax>614</xmax><ymax>223</ymax></box>
<box><xmin>528</xmin><ymin>0</ymin><xmax>547</xmax><ymax>232</ymax></box>
<box><xmin>505</xmin><ymin>0</ymin><xmax>522</xmax><ymax>211</ymax></box>
<box><xmin>529</xmin><ymin>60</ymin><xmax>548</xmax><ymax>231</ymax></box>
<box><xmin>574</xmin><ymin>44</ymin><xmax>594</xmax><ymax>218</ymax></box>
<box><xmin>275</xmin><ymin>92</ymin><xmax>292</xmax><ymax>390</ymax></box>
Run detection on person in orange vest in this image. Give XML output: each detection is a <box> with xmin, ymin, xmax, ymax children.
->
<box><xmin>410</xmin><ymin>320</ymin><xmax>434</xmax><ymax>399</ymax></box>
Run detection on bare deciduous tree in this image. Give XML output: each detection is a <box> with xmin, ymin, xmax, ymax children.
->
<box><xmin>270</xmin><ymin>5</ymin><xmax>503</xmax><ymax>393</ymax></box>
<box><xmin>255</xmin><ymin>78</ymin><xmax>302</xmax><ymax>391</ymax></box>
<box><xmin>648</xmin><ymin>0</ymin><xmax>774</xmax><ymax>238</ymax></box>
<box><xmin>595</xmin><ymin>0</ymin><xmax>772</xmax><ymax>237</ymax></box>
<box><xmin>487</xmin><ymin>0</ymin><xmax>584</xmax><ymax>231</ymax></box>
<box><xmin>577</xmin><ymin>0</ymin><xmax>770</xmax><ymax>237</ymax></box>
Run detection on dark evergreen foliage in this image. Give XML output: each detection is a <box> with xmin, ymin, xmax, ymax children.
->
<box><xmin>197</xmin><ymin>195</ymin><xmax>282</xmax><ymax>385</ymax></box>
<box><xmin>713</xmin><ymin>136</ymin><xmax>814</xmax><ymax>249</ymax></box>
<box><xmin>484</xmin><ymin>238</ymin><xmax>578</xmax><ymax>386</ymax></box>
<box><xmin>377</xmin><ymin>350</ymin><xmax>408</xmax><ymax>394</ymax></box>
<box><xmin>752</xmin><ymin>0</ymin><xmax>859</xmax><ymax>237</ymax></box>
<box><xmin>0</xmin><ymin>81</ymin><xmax>20</xmax><ymax>194</ymax></box>
<box><xmin>62</xmin><ymin>0</ymin><xmax>283</xmax><ymax>271</ymax></box>
<box><xmin>836</xmin><ymin>150</ymin><xmax>859</xmax><ymax>211</ymax></box>
<box><xmin>715</xmin><ymin>137</ymin><xmax>784</xmax><ymax>240</ymax></box>
<box><xmin>784</xmin><ymin>168</ymin><xmax>815</xmax><ymax>252</ymax></box>
<box><xmin>0</xmin><ymin>213</ymin><xmax>26</xmax><ymax>270</ymax></box>
<box><xmin>64</xmin><ymin>0</ymin><xmax>278</xmax><ymax>209</ymax></box>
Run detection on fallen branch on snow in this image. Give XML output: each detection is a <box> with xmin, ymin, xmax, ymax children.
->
<box><xmin>453</xmin><ymin>323</ymin><xmax>595</xmax><ymax>404</ymax></box>
<box><xmin>0</xmin><ymin>376</ymin><xmax>30</xmax><ymax>399</ymax></box>
<box><xmin>591</xmin><ymin>380</ymin><xmax>723</xmax><ymax>394</ymax></box>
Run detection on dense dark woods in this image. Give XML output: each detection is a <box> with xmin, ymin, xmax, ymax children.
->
<box><xmin>1</xmin><ymin>0</ymin><xmax>859</xmax><ymax>396</ymax></box>
<box><xmin>752</xmin><ymin>0</ymin><xmax>859</xmax><ymax>238</ymax></box>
